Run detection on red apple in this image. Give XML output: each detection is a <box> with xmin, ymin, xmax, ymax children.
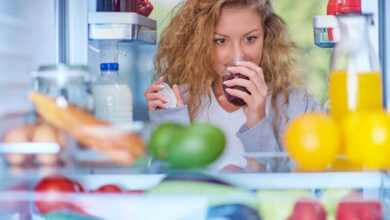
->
<box><xmin>34</xmin><ymin>175</ymin><xmax>85</xmax><ymax>215</ymax></box>
<box><xmin>337</xmin><ymin>193</ymin><xmax>383</xmax><ymax>220</ymax></box>
<box><xmin>288</xmin><ymin>198</ymin><xmax>327</xmax><ymax>220</ymax></box>
<box><xmin>95</xmin><ymin>184</ymin><xmax>123</xmax><ymax>193</ymax></box>
<box><xmin>126</xmin><ymin>189</ymin><xmax>144</xmax><ymax>194</ymax></box>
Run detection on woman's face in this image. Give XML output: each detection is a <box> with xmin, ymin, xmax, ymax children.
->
<box><xmin>212</xmin><ymin>6</ymin><xmax>264</xmax><ymax>77</ymax></box>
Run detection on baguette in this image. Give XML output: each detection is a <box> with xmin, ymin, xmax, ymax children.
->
<box><xmin>29</xmin><ymin>92</ymin><xmax>145</xmax><ymax>164</ymax></box>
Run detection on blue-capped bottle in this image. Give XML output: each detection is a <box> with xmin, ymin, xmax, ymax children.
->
<box><xmin>92</xmin><ymin>63</ymin><xmax>133</xmax><ymax>126</ymax></box>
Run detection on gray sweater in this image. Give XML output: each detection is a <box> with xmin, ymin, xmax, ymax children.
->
<box><xmin>148</xmin><ymin>87</ymin><xmax>320</xmax><ymax>172</ymax></box>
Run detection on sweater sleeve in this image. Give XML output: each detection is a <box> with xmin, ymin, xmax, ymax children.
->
<box><xmin>148</xmin><ymin>105</ymin><xmax>191</xmax><ymax>125</ymax></box>
<box><xmin>236</xmin><ymin>87</ymin><xmax>320</xmax><ymax>172</ymax></box>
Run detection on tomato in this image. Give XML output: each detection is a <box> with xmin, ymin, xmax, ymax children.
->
<box><xmin>34</xmin><ymin>175</ymin><xmax>83</xmax><ymax>215</ymax></box>
<box><xmin>126</xmin><ymin>189</ymin><xmax>144</xmax><ymax>194</ymax></box>
<box><xmin>95</xmin><ymin>184</ymin><xmax>123</xmax><ymax>193</ymax></box>
<box><xmin>73</xmin><ymin>180</ymin><xmax>85</xmax><ymax>192</ymax></box>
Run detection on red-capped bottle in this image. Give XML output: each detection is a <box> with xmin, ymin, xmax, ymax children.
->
<box><xmin>327</xmin><ymin>0</ymin><xmax>361</xmax><ymax>15</ymax></box>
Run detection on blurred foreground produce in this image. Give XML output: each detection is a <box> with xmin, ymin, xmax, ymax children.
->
<box><xmin>149</xmin><ymin>122</ymin><xmax>225</xmax><ymax>168</ymax></box>
<box><xmin>342</xmin><ymin>111</ymin><xmax>390</xmax><ymax>170</ymax></box>
<box><xmin>336</xmin><ymin>193</ymin><xmax>383</xmax><ymax>220</ymax></box>
<box><xmin>320</xmin><ymin>189</ymin><xmax>353</xmax><ymax>220</ymax></box>
<box><xmin>258</xmin><ymin>190</ymin><xmax>315</xmax><ymax>220</ymax></box>
<box><xmin>45</xmin><ymin>211</ymin><xmax>101</xmax><ymax>220</ymax></box>
<box><xmin>147</xmin><ymin>172</ymin><xmax>259</xmax><ymax>218</ymax></box>
<box><xmin>207</xmin><ymin>204</ymin><xmax>261</xmax><ymax>220</ymax></box>
<box><xmin>283</xmin><ymin>110</ymin><xmax>390</xmax><ymax>171</ymax></box>
<box><xmin>2</xmin><ymin>123</ymin><xmax>63</xmax><ymax>166</ymax></box>
<box><xmin>287</xmin><ymin>198</ymin><xmax>326</xmax><ymax>220</ymax></box>
<box><xmin>283</xmin><ymin>113</ymin><xmax>340</xmax><ymax>171</ymax></box>
<box><xmin>34</xmin><ymin>175</ymin><xmax>86</xmax><ymax>215</ymax></box>
<box><xmin>2</xmin><ymin>124</ymin><xmax>35</xmax><ymax>166</ymax></box>
<box><xmin>29</xmin><ymin>92</ymin><xmax>145</xmax><ymax>165</ymax></box>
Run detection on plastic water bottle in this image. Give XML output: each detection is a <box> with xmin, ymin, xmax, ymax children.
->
<box><xmin>92</xmin><ymin>63</ymin><xmax>133</xmax><ymax>127</ymax></box>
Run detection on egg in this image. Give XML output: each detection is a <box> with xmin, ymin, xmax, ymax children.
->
<box><xmin>32</xmin><ymin>123</ymin><xmax>61</xmax><ymax>166</ymax></box>
<box><xmin>2</xmin><ymin>124</ymin><xmax>36</xmax><ymax>166</ymax></box>
<box><xmin>159</xmin><ymin>83</ymin><xmax>177</xmax><ymax>108</ymax></box>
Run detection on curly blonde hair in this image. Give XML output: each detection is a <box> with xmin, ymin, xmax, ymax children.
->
<box><xmin>154</xmin><ymin>0</ymin><xmax>302</xmax><ymax>120</ymax></box>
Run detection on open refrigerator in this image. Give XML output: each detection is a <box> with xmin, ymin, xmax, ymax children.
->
<box><xmin>0</xmin><ymin>0</ymin><xmax>390</xmax><ymax>219</ymax></box>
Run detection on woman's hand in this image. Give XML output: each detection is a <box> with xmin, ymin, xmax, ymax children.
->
<box><xmin>223</xmin><ymin>61</ymin><xmax>268</xmax><ymax>129</ymax></box>
<box><xmin>144</xmin><ymin>77</ymin><xmax>183</xmax><ymax>111</ymax></box>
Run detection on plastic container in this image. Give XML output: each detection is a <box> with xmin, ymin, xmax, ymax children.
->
<box><xmin>313</xmin><ymin>15</ymin><xmax>340</xmax><ymax>48</ymax></box>
<box><xmin>92</xmin><ymin>63</ymin><xmax>133</xmax><ymax>127</ymax></box>
<box><xmin>329</xmin><ymin>14</ymin><xmax>382</xmax><ymax>122</ymax></box>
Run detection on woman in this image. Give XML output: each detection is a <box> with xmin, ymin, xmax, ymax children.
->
<box><xmin>144</xmin><ymin>0</ymin><xmax>319</xmax><ymax>172</ymax></box>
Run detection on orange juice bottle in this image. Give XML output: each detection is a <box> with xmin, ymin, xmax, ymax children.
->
<box><xmin>329</xmin><ymin>14</ymin><xmax>383</xmax><ymax>122</ymax></box>
<box><xmin>329</xmin><ymin>70</ymin><xmax>382</xmax><ymax>122</ymax></box>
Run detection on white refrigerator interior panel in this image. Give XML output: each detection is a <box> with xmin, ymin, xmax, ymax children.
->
<box><xmin>0</xmin><ymin>0</ymin><xmax>55</xmax><ymax>118</ymax></box>
<box><xmin>362</xmin><ymin>0</ymin><xmax>379</xmax><ymax>60</ymax></box>
<box><xmin>69</xmin><ymin>0</ymin><xmax>88</xmax><ymax>65</ymax></box>
<box><xmin>384</xmin><ymin>0</ymin><xmax>390</xmax><ymax>109</ymax></box>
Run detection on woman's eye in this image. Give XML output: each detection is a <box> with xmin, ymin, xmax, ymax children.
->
<box><xmin>245</xmin><ymin>36</ymin><xmax>257</xmax><ymax>42</ymax></box>
<box><xmin>214</xmin><ymin>39</ymin><xmax>226</xmax><ymax>45</ymax></box>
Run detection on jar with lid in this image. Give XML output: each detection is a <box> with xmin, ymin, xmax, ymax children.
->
<box><xmin>30</xmin><ymin>64</ymin><xmax>92</xmax><ymax>167</ymax></box>
<box><xmin>329</xmin><ymin>13</ymin><xmax>382</xmax><ymax>122</ymax></box>
<box><xmin>31</xmin><ymin>64</ymin><xmax>92</xmax><ymax>110</ymax></box>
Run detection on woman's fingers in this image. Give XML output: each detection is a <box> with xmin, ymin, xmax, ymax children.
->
<box><xmin>145</xmin><ymin>92</ymin><xmax>169</xmax><ymax>103</ymax></box>
<box><xmin>148</xmin><ymin>99</ymin><xmax>167</xmax><ymax>110</ymax></box>
<box><xmin>225</xmin><ymin>88</ymin><xmax>251</xmax><ymax>105</ymax></box>
<box><xmin>173</xmin><ymin>84</ymin><xmax>183</xmax><ymax>107</ymax></box>
<box><xmin>238</xmin><ymin>61</ymin><xmax>266</xmax><ymax>84</ymax></box>
<box><xmin>144</xmin><ymin>77</ymin><xmax>184</xmax><ymax>110</ymax></box>
<box><xmin>227</xmin><ymin>66</ymin><xmax>264</xmax><ymax>92</ymax></box>
<box><xmin>223</xmin><ymin>78</ymin><xmax>256</xmax><ymax>95</ymax></box>
<box><xmin>155</xmin><ymin>76</ymin><xmax>165</xmax><ymax>84</ymax></box>
<box><xmin>144</xmin><ymin>81</ymin><xmax>164</xmax><ymax>96</ymax></box>
<box><xmin>144</xmin><ymin>77</ymin><xmax>169</xmax><ymax>111</ymax></box>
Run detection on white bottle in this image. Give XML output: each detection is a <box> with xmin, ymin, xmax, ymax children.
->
<box><xmin>92</xmin><ymin>63</ymin><xmax>133</xmax><ymax>127</ymax></box>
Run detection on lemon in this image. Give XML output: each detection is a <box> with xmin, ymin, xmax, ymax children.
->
<box><xmin>283</xmin><ymin>113</ymin><xmax>341</xmax><ymax>171</ymax></box>
<box><xmin>343</xmin><ymin>111</ymin><xmax>390</xmax><ymax>170</ymax></box>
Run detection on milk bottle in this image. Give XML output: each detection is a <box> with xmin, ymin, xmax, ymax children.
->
<box><xmin>92</xmin><ymin>63</ymin><xmax>133</xmax><ymax>127</ymax></box>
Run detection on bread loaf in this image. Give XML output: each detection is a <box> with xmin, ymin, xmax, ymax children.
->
<box><xmin>29</xmin><ymin>92</ymin><xmax>145</xmax><ymax>164</ymax></box>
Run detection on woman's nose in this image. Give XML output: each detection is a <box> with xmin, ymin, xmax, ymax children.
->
<box><xmin>232</xmin><ymin>42</ymin><xmax>244</xmax><ymax>59</ymax></box>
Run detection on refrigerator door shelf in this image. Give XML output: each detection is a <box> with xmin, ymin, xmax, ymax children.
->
<box><xmin>88</xmin><ymin>12</ymin><xmax>156</xmax><ymax>44</ymax></box>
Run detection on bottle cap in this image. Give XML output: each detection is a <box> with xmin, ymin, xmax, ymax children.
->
<box><xmin>100</xmin><ymin>63</ymin><xmax>119</xmax><ymax>71</ymax></box>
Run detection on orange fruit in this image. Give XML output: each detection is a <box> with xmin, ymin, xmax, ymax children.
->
<box><xmin>343</xmin><ymin>111</ymin><xmax>390</xmax><ymax>170</ymax></box>
<box><xmin>283</xmin><ymin>113</ymin><xmax>340</xmax><ymax>170</ymax></box>
<box><xmin>341</xmin><ymin>112</ymin><xmax>365</xmax><ymax>166</ymax></box>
